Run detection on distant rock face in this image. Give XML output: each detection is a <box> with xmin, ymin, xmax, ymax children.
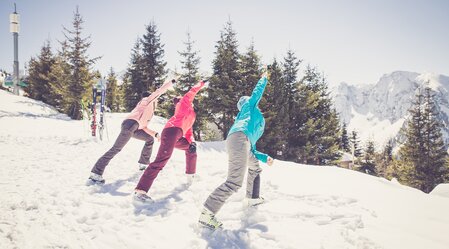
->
<box><xmin>331</xmin><ymin>71</ymin><xmax>449</xmax><ymax>147</ymax></box>
<box><xmin>0</xmin><ymin>71</ymin><xmax>5</xmax><ymax>84</ymax></box>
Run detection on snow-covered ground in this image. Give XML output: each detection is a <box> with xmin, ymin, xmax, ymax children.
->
<box><xmin>1</xmin><ymin>89</ymin><xmax>449</xmax><ymax>249</ymax></box>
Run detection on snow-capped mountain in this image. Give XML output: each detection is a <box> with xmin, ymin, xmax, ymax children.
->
<box><xmin>332</xmin><ymin>71</ymin><xmax>449</xmax><ymax>148</ymax></box>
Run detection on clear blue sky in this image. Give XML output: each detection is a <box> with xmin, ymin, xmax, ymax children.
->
<box><xmin>1</xmin><ymin>0</ymin><xmax>448</xmax><ymax>86</ymax></box>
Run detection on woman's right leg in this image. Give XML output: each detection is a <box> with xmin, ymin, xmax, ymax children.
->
<box><xmin>91</xmin><ymin>119</ymin><xmax>138</xmax><ymax>175</ymax></box>
<box><xmin>132</xmin><ymin>129</ymin><xmax>155</xmax><ymax>165</ymax></box>
<box><xmin>203</xmin><ymin>132</ymin><xmax>250</xmax><ymax>214</ymax></box>
<box><xmin>246</xmin><ymin>154</ymin><xmax>262</xmax><ymax>198</ymax></box>
<box><xmin>135</xmin><ymin>127</ymin><xmax>183</xmax><ymax>192</ymax></box>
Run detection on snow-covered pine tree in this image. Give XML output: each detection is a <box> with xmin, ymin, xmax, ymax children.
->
<box><xmin>123</xmin><ymin>39</ymin><xmax>145</xmax><ymax>111</ymax></box>
<box><xmin>105</xmin><ymin>67</ymin><xmax>122</xmax><ymax>112</ymax></box>
<box><xmin>358</xmin><ymin>139</ymin><xmax>377</xmax><ymax>175</ymax></box>
<box><xmin>140</xmin><ymin>21</ymin><xmax>167</xmax><ymax>117</ymax></box>
<box><xmin>205</xmin><ymin>20</ymin><xmax>241</xmax><ymax>139</ymax></box>
<box><xmin>63</xmin><ymin>7</ymin><xmax>99</xmax><ymax>120</ymax></box>
<box><xmin>25</xmin><ymin>40</ymin><xmax>55</xmax><ymax>104</ymax></box>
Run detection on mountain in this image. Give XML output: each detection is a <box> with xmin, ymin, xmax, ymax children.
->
<box><xmin>1</xmin><ymin>90</ymin><xmax>449</xmax><ymax>248</ymax></box>
<box><xmin>332</xmin><ymin>71</ymin><xmax>449</xmax><ymax>148</ymax></box>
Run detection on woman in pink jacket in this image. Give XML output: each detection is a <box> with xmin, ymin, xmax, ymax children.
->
<box><xmin>134</xmin><ymin>80</ymin><xmax>207</xmax><ymax>202</ymax></box>
<box><xmin>88</xmin><ymin>78</ymin><xmax>174</xmax><ymax>184</ymax></box>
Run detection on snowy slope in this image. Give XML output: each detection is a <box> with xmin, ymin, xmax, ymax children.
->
<box><xmin>332</xmin><ymin>71</ymin><xmax>449</xmax><ymax>148</ymax></box>
<box><xmin>1</xmin><ymin>90</ymin><xmax>449</xmax><ymax>249</ymax></box>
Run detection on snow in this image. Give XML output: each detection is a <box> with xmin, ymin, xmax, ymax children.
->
<box><xmin>340</xmin><ymin>152</ymin><xmax>353</xmax><ymax>162</ymax></box>
<box><xmin>1</xmin><ymin>89</ymin><xmax>449</xmax><ymax>249</ymax></box>
<box><xmin>430</xmin><ymin>184</ymin><xmax>449</xmax><ymax>198</ymax></box>
<box><xmin>346</xmin><ymin>107</ymin><xmax>404</xmax><ymax>147</ymax></box>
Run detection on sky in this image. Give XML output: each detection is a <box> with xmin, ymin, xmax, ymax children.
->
<box><xmin>0</xmin><ymin>0</ymin><xmax>448</xmax><ymax>86</ymax></box>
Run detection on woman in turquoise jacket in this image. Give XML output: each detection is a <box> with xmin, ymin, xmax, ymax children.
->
<box><xmin>199</xmin><ymin>69</ymin><xmax>274</xmax><ymax>229</ymax></box>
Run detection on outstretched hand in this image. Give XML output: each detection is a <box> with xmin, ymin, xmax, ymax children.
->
<box><xmin>262</xmin><ymin>65</ymin><xmax>271</xmax><ymax>80</ymax></box>
<box><xmin>155</xmin><ymin>133</ymin><xmax>161</xmax><ymax>143</ymax></box>
<box><xmin>201</xmin><ymin>79</ymin><xmax>210</xmax><ymax>88</ymax></box>
<box><xmin>267</xmin><ymin>157</ymin><xmax>274</xmax><ymax>166</ymax></box>
<box><xmin>188</xmin><ymin>142</ymin><xmax>197</xmax><ymax>153</ymax></box>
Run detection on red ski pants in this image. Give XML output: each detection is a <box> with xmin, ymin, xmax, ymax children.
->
<box><xmin>136</xmin><ymin>127</ymin><xmax>197</xmax><ymax>192</ymax></box>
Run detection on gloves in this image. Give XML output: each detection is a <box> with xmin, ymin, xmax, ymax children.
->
<box><xmin>201</xmin><ymin>79</ymin><xmax>210</xmax><ymax>88</ymax></box>
<box><xmin>188</xmin><ymin>142</ymin><xmax>197</xmax><ymax>153</ymax></box>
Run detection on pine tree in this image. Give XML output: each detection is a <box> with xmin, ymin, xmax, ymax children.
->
<box><xmin>140</xmin><ymin>21</ymin><xmax>167</xmax><ymax>116</ymax></box>
<box><xmin>282</xmin><ymin>50</ymin><xmax>302</xmax><ymax>161</ymax></box>
<box><xmin>25</xmin><ymin>40</ymin><xmax>55</xmax><ymax>103</ymax></box>
<box><xmin>421</xmin><ymin>87</ymin><xmax>448</xmax><ymax>192</ymax></box>
<box><xmin>282</xmin><ymin>49</ymin><xmax>301</xmax><ymax>106</ymax></box>
<box><xmin>377</xmin><ymin>138</ymin><xmax>393</xmax><ymax>178</ymax></box>
<box><xmin>239</xmin><ymin>41</ymin><xmax>261</xmax><ymax>97</ymax></box>
<box><xmin>289</xmin><ymin>65</ymin><xmax>341</xmax><ymax>165</ymax></box>
<box><xmin>340</xmin><ymin>122</ymin><xmax>350</xmax><ymax>152</ymax></box>
<box><xmin>123</xmin><ymin>39</ymin><xmax>145</xmax><ymax>111</ymax></box>
<box><xmin>386</xmin><ymin>159</ymin><xmax>411</xmax><ymax>182</ymax></box>
<box><xmin>105</xmin><ymin>67</ymin><xmax>122</xmax><ymax>112</ymax></box>
<box><xmin>358</xmin><ymin>139</ymin><xmax>377</xmax><ymax>175</ymax></box>
<box><xmin>176</xmin><ymin>31</ymin><xmax>208</xmax><ymax>140</ymax></box>
<box><xmin>399</xmin><ymin>87</ymin><xmax>449</xmax><ymax>193</ymax></box>
<box><xmin>63</xmin><ymin>7</ymin><xmax>99</xmax><ymax>120</ymax></box>
<box><xmin>259</xmin><ymin>59</ymin><xmax>290</xmax><ymax>159</ymax></box>
<box><xmin>350</xmin><ymin>130</ymin><xmax>362</xmax><ymax>157</ymax></box>
<box><xmin>47</xmin><ymin>41</ymin><xmax>71</xmax><ymax>112</ymax></box>
<box><xmin>205</xmin><ymin>20</ymin><xmax>241</xmax><ymax>139</ymax></box>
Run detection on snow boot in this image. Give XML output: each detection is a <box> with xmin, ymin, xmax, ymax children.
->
<box><xmin>139</xmin><ymin>163</ymin><xmax>147</xmax><ymax>171</ymax></box>
<box><xmin>133</xmin><ymin>190</ymin><xmax>153</xmax><ymax>204</ymax></box>
<box><xmin>87</xmin><ymin>172</ymin><xmax>105</xmax><ymax>185</ymax></box>
<box><xmin>198</xmin><ymin>208</ymin><xmax>223</xmax><ymax>230</ymax></box>
<box><xmin>244</xmin><ymin>197</ymin><xmax>265</xmax><ymax>207</ymax></box>
<box><xmin>186</xmin><ymin>174</ymin><xmax>195</xmax><ymax>185</ymax></box>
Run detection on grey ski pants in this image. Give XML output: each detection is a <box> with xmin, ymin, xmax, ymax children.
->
<box><xmin>91</xmin><ymin>119</ymin><xmax>154</xmax><ymax>175</ymax></box>
<box><xmin>204</xmin><ymin>132</ymin><xmax>262</xmax><ymax>214</ymax></box>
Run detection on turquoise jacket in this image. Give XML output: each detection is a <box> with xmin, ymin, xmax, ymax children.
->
<box><xmin>228</xmin><ymin>76</ymin><xmax>269</xmax><ymax>163</ymax></box>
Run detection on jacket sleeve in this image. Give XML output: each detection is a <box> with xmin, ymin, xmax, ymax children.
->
<box><xmin>147</xmin><ymin>79</ymin><xmax>174</xmax><ymax>102</ymax></box>
<box><xmin>253</xmin><ymin>149</ymin><xmax>269</xmax><ymax>163</ymax></box>
<box><xmin>143</xmin><ymin>127</ymin><xmax>157</xmax><ymax>137</ymax></box>
<box><xmin>184</xmin><ymin>127</ymin><xmax>195</xmax><ymax>144</ymax></box>
<box><xmin>181</xmin><ymin>81</ymin><xmax>205</xmax><ymax>105</ymax></box>
<box><xmin>248</xmin><ymin>76</ymin><xmax>268</xmax><ymax>107</ymax></box>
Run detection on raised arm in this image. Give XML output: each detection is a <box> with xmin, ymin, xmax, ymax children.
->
<box><xmin>147</xmin><ymin>78</ymin><xmax>175</xmax><ymax>102</ymax></box>
<box><xmin>180</xmin><ymin>80</ymin><xmax>206</xmax><ymax>105</ymax></box>
<box><xmin>248</xmin><ymin>76</ymin><xmax>268</xmax><ymax>107</ymax></box>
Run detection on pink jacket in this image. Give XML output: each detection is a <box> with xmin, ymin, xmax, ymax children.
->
<box><xmin>164</xmin><ymin>81</ymin><xmax>206</xmax><ymax>143</ymax></box>
<box><xmin>126</xmin><ymin>79</ymin><xmax>173</xmax><ymax>136</ymax></box>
